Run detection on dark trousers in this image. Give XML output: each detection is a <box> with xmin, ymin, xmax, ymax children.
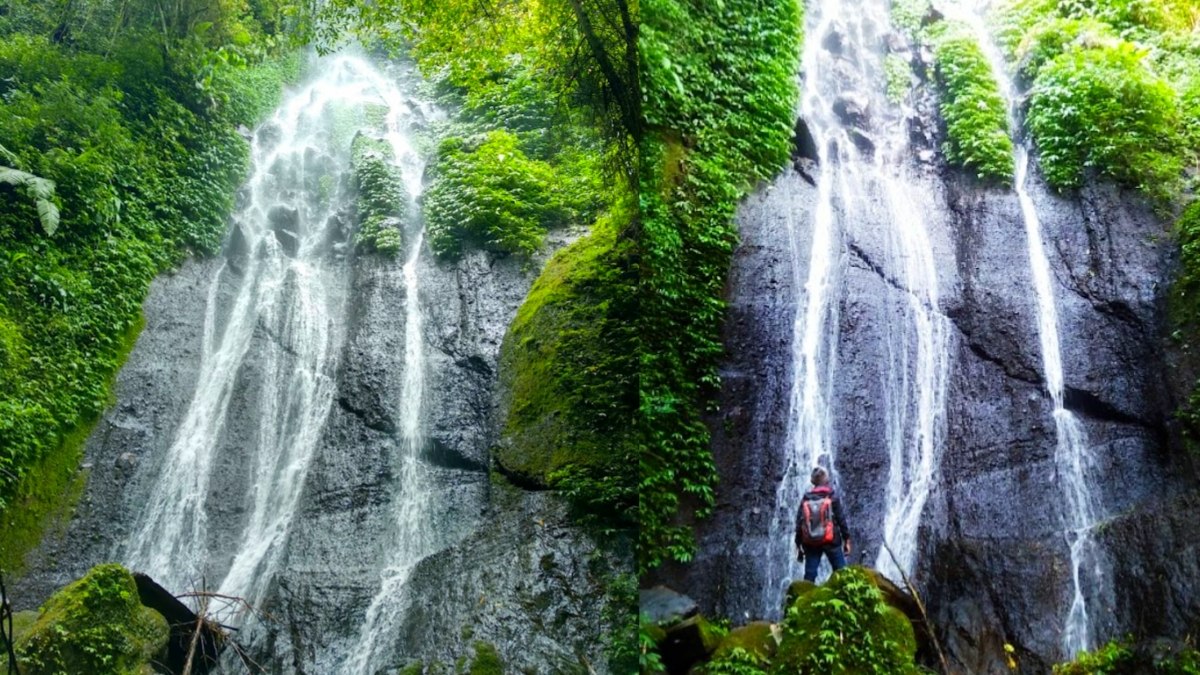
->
<box><xmin>802</xmin><ymin>544</ymin><xmax>846</xmax><ymax>581</ymax></box>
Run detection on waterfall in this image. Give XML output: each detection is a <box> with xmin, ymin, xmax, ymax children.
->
<box><xmin>122</xmin><ymin>53</ymin><xmax>432</xmax><ymax>641</ymax></box>
<box><xmin>942</xmin><ymin>1</ymin><xmax>1105</xmax><ymax>655</ymax></box>
<box><xmin>768</xmin><ymin>0</ymin><xmax>949</xmax><ymax>611</ymax></box>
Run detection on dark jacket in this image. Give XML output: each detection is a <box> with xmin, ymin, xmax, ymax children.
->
<box><xmin>794</xmin><ymin>485</ymin><xmax>851</xmax><ymax>549</ymax></box>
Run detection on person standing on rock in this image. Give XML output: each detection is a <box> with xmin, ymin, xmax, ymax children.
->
<box><xmin>794</xmin><ymin>466</ymin><xmax>852</xmax><ymax>582</ymax></box>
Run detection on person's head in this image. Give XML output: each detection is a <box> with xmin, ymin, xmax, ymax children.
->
<box><xmin>811</xmin><ymin>466</ymin><xmax>829</xmax><ymax>486</ymax></box>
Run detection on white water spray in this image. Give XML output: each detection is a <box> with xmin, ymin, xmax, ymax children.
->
<box><xmin>939</xmin><ymin>0</ymin><xmax>1105</xmax><ymax>655</ymax></box>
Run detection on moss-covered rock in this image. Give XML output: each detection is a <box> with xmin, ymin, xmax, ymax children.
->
<box><xmin>468</xmin><ymin>640</ymin><xmax>504</xmax><ymax>675</ymax></box>
<box><xmin>495</xmin><ymin>203</ymin><xmax>636</xmax><ymax>526</ymax></box>
<box><xmin>784</xmin><ymin>580</ymin><xmax>818</xmax><ymax>611</ymax></box>
<box><xmin>712</xmin><ymin>621</ymin><xmax>778</xmax><ymax>663</ymax></box>
<box><xmin>14</xmin><ymin>563</ymin><xmax>169</xmax><ymax>675</ymax></box>
<box><xmin>772</xmin><ymin>566</ymin><xmax>919</xmax><ymax>675</ymax></box>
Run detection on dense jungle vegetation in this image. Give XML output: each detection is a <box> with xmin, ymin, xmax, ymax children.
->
<box><xmin>0</xmin><ymin>0</ymin><xmax>301</xmax><ymax>572</ymax></box>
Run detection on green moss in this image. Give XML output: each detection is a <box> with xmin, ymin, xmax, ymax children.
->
<box><xmin>932</xmin><ymin>26</ymin><xmax>1014</xmax><ymax>183</ymax></box>
<box><xmin>712</xmin><ymin>622</ymin><xmax>777</xmax><ymax>662</ymax></box>
<box><xmin>14</xmin><ymin>564</ymin><xmax>169</xmax><ymax>675</ymax></box>
<box><xmin>467</xmin><ymin>641</ymin><xmax>504</xmax><ymax>675</ymax></box>
<box><xmin>771</xmin><ymin>567</ymin><xmax>918</xmax><ymax>675</ymax></box>
<box><xmin>496</xmin><ymin>201</ymin><xmax>636</xmax><ymax>529</ymax></box>
<box><xmin>784</xmin><ymin>580</ymin><xmax>818</xmax><ymax>611</ymax></box>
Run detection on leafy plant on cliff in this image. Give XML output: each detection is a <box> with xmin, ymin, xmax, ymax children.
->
<box><xmin>351</xmin><ymin>134</ymin><xmax>407</xmax><ymax>256</ymax></box>
<box><xmin>1026</xmin><ymin>42</ymin><xmax>1182</xmax><ymax>199</ymax></box>
<box><xmin>933</xmin><ymin>27</ymin><xmax>1015</xmax><ymax>183</ymax></box>
<box><xmin>638</xmin><ymin>0</ymin><xmax>803</xmax><ymax>571</ymax></box>
<box><xmin>995</xmin><ymin>0</ymin><xmax>1200</xmax><ymax>202</ymax></box>
<box><xmin>424</xmin><ymin>131</ymin><xmax>566</xmax><ymax>258</ymax></box>
<box><xmin>1053</xmin><ymin>639</ymin><xmax>1200</xmax><ymax>674</ymax></box>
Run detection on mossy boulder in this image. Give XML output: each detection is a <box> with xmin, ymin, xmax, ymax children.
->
<box><xmin>495</xmin><ymin>206</ymin><xmax>636</xmax><ymax>522</ymax></box>
<box><xmin>712</xmin><ymin>621</ymin><xmax>778</xmax><ymax>662</ymax></box>
<box><xmin>784</xmin><ymin>579</ymin><xmax>817</xmax><ymax>611</ymax></box>
<box><xmin>772</xmin><ymin>566</ymin><xmax>919</xmax><ymax>674</ymax></box>
<box><xmin>468</xmin><ymin>640</ymin><xmax>504</xmax><ymax>674</ymax></box>
<box><xmin>659</xmin><ymin>615</ymin><xmax>724</xmax><ymax>674</ymax></box>
<box><xmin>14</xmin><ymin>563</ymin><xmax>169</xmax><ymax>675</ymax></box>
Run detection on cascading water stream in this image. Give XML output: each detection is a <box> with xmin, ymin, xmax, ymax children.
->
<box><xmin>939</xmin><ymin>1</ymin><xmax>1105</xmax><ymax>655</ymax></box>
<box><xmin>122</xmin><ymin>53</ymin><xmax>432</xmax><ymax>645</ymax></box>
<box><xmin>339</xmin><ymin>104</ymin><xmax>433</xmax><ymax>669</ymax></box>
<box><xmin>768</xmin><ymin>0</ymin><xmax>949</xmax><ymax>612</ymax></box>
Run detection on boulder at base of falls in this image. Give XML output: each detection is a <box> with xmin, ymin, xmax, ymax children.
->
<box><xmin>10</xmin><ymin>564</ymin><xmax>169</xmax><ymax>675</ymax></box>
<box><xmin>640</xmin><ymin>585</ymin><xmax>699</xmax><ymax>626</ymax></box>
<box><xmin>646</xmin><ymin>567</ymin><xmax>926</xmax><ymax>675</ymax></box>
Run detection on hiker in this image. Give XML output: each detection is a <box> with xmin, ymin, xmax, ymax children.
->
<box><xmin>794</xmin><ymin>466</ymin><xmax>852</xmax><ymax>582</ymax></box>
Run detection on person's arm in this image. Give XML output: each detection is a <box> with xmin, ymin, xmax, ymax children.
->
<box><xmin>833</xmin><ymin>493</ymin><xmax>851</xmax><ymax>552</ymax></box>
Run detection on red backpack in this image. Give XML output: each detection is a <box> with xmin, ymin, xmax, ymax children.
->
<box><xmin>798</xmin><ymin>487</ymin><xmax>835</xmax><ymax>547</ymax></box>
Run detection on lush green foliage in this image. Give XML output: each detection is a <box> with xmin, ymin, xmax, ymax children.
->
<box><xmin>638</xmin><ymin>0</ymin><xmax>803</xmax><ymax>571</ymax></box>
<box><xmin>425</xmin><ymin>131</ymin><xmax>566</xmax><ymax>258</ymax></box>
<box><xmin>640</xmin><ymin>616</ymin><xmax>667</xmax><ymax>674</ymax></box>
<box><xmin>13</xmin><ymin>564</ymin><xmax>169</xmax><ymax>674</ymax></box>
<box><xmin>1054</xmin><ymin>639</ymin><xmax>1200</xmax><ymax>674</ymax></box>
<box><xmin>0</xmin><ymin>1</ymin><xmax>299</xmax><ymax>519</ymax></box>
<box><xmin>772</xmin><ymin>567</ymin><xmax>919</xmax><ymax>674</ymax></box>
<box><xmin>996</xmin><ymin>0</ymin><xmax>1200</xmax><ymax>200</ymax></box>
<box><xmin>933</xmin><ymin>28</ymin><xmax>1015</xmax><ymax>183</ymax></box>
<box><xmin>1027</xmin><ymin>43</ymin><xmax>1182</xmax><ymax>198</ymax></box>
<box><xmin>351</xmin><ymin>133</ymin><xmax>407</xmax><ymax>256</ymax></box>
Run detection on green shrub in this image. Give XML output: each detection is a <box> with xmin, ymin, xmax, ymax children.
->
<box><xmin>424</xmin><ymin>131</ymin><xmax>565</xmax><ymax>258</ymax></box>
<box><xmin>1053</xmin><ymin>639</ymin><xmax>1200</xmax><ymax>674</ymax></box>
<box><xmin>1027</xmin><ymin>42</ymin><xmax>1182</xmax><ymax>199</ymax></box>
<box><xmin>706</xmin><ymin>647</ymin><xmax>768</xmax><ymax>675</ymax></box>
<box><xmin>771</xmin><ymin>567</ymin><xmax>919</xmax><ymax>675</ymax></box>
<box><xmin>351</xmin><ymin>134</ymin><xmax>408</xmax><ymax>256</ymax></box>
<box><xmin>933</xmin><ymin>29</ymin><xmax>1014</xmax><ymax>183</ymax></box>
<box><xmin>14</xmin><ymin>564</ymin><xmax>169</xmax><ymax>675</ymax></box>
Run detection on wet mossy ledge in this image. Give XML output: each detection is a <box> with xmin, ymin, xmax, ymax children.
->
<box><xmin>4</xmin><ymin>564</ymin><xmax>169</xmax><ymax>675</ymax></box>
<box><xmin>640</xmin><ymin>567</ymin><xmax>924</xmax><ymax>675</ymax></box>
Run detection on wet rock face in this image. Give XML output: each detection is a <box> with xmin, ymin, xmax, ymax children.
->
<box><xmin>663</xmin><ymin>130</ymin><xmax>1197</xmax><ymax>671</ymax></box>
<box><xmin>12</xmin><ymin>229</ymin><xmax>605</xmax><ymax>672</ymax></box>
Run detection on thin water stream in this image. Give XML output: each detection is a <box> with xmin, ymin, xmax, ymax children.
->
<box><xmin>939</xmin><ymin>1</ymin><xmax>1106</xmax><ymax>654</ymax></box>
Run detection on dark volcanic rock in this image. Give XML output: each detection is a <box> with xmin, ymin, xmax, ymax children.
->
<box><xmin>12</xmin><ymin>223</ymin><xmax>611</xmax><ymax>672</ymax></box>
<box><xmin>661</xmin><ymin>119</ymin><xmax>1196</xmax><ymax>674</ymax></box>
